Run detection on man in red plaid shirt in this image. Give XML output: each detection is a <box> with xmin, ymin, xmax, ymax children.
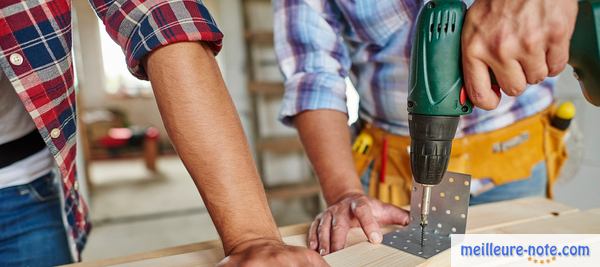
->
<box><xmin>0</xmin><ymin>1</ymin><xmax>326</xmax><ymax>266</ymax></box>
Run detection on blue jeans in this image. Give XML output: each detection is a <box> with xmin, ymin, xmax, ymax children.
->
<box><xmin>360</xmin><ymin>161</ymin><xmax>547</xmax><ymax>206</ymax></box>
<box><xmin>469</xmin><ymin>162</ymin><xmax>547</xmax><ymax>205</ymax></box>
<box><xmin>0</xmin><ymin>172</ymin><xmax>73</xmax><ymax>266</ymax></box>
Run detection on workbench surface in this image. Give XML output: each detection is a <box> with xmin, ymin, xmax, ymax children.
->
<box><xmin>69</xmin><ymin>197</ymin><xmax>600</xmax><ymax>267</ymax></box>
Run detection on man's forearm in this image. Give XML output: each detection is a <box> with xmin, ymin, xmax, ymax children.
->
<box><xmin>294</xmin><ymin>110</ymin><xmax>363</xmax><ymax>205</ymax></box>
<box><xmin>143</xmin><ymin>42</ymin><xmax>280</xmax><ymax>254</ymax></box>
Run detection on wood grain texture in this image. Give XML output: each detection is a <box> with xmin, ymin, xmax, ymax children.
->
<box><xmin>466</xmin><ymin>197</ymin><xmax>577</xmax><ymax>233</ymax></box>
<box><xmin>69</xmin><ymin>198</ymin><xmax>594</xmax><ymax>267</ymax></box>
<box><xmin>588</xmin><ymin>208</ymin><xmax>600</xmax><ymax>215</ymax></box>
<box><xmin>416</xmin><ymin>209</ymin><xmax>600</xmax><ymax>267</ymax></box>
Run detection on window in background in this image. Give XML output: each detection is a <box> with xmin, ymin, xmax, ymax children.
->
<box><xmin>98</xmin><ymin>20</ymin><xmax>152</xmax><ymax>97</ymax></box>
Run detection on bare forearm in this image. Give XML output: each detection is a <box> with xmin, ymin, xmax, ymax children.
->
<box><xmin>293</xmin><ymin>110</ymin><xmax>363</xmax><ymax>205</ymax></box>
<box><xmin>144</xmin><ymin>42</ymin><xmax>279</xmax><ymax>254</ymax></box>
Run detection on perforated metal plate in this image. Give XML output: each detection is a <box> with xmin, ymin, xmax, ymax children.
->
<box><xmin>383</xmin><ymin>172</ymin><xmax>471</xmax><ymax>258</ymax></box>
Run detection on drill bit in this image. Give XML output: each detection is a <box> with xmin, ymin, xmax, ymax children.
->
<box><xmin>419</xmin><ymin>185</ymin><xmax>432</xmax><ymax>246</ymax></box>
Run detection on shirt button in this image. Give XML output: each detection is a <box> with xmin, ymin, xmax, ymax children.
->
<box><xmin>50</xmin><ymin>128</ymin><xmax>61</xmax><ymax>139</ymax></box>
<box><xmin>9</xmin><ymin>53</ymin><xmax>24</xmax><ymax>66</ymax></box>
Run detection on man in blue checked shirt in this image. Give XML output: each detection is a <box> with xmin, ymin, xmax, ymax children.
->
<box><xmin>274</xmin><ymin>0</ymin><xmax>577</xmax><ymax>256</ymax></box>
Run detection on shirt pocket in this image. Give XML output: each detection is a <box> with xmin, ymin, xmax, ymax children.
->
<box><xmin>341</xmin><ymin>0</ymin><xmax>410</xmax><ymax>46</ymax></box>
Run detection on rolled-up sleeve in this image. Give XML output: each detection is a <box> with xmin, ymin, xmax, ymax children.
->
<box><xmin>274</xmin><ymin>0</ymin><xmax>351</xmax><ymax>126</ymax></box>
<box><xmin>89</xmin><ymin>0</ymin><xmax>223</xmax><ymax>79</ymax></box>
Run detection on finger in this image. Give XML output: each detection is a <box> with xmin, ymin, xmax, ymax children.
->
<box><xmin>489</xmin><ymin>59</ymin><xmax>528</xmax><ymax>97</ymax></box>
<box><xmin>330</xmin><ymin>214</ymin><xmax>350</xmax><ymax>252</ymax></box>
<box><xmin>351</xmin><ymin>198</ymin><xmax>382</xmax><ymax>244</ymax></box>
<box><xmin>463</xmin><ymin>53</ymin><xmax>500</xmax><ymax>110</ymax></box>
<box><xmin>308</xmin><ymin>215</ymin><xmax>321</xmax><ymax>250</ymax></box>
<box><xmin>378</xmin><ymin>203</ymin><xmax>411</xmax><ymax>225</ymax></box>
<box><xmin>518</xmin><ymin>49</ymin><xmax>548</xmax><ymax>84</ymax></box>
<box><xmin>546</xmin><ymin>40</ymin><xmax>570</xmax><ymax>76</ymax></box>
<box><xmin>317</xmin><ymin>211</ymin><xmax>333</xmax><ymax>255</ymax></box>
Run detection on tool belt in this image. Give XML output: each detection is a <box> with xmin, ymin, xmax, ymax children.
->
<box><xmin>352</xmin><ymin>105</ymin><xmax>568</xmax><ymax>207</ymax></box>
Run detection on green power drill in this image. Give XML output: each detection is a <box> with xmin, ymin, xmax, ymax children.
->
<box><xmin>408</xmin><ymin>0</ymin><xmax>600</xmax><ymax>239</ymax></box>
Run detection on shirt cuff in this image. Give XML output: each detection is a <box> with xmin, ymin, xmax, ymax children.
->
<box><xmin>279</xmin><ymin>72</ymin><xmax>348</xmax><ymax>126</ymax></box>
<box><xmin>124</xmin><ymin>0</ymin><xmax>223</xmax><ymax>79</ymax></box>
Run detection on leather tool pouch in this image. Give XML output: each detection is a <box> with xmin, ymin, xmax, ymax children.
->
<box><xmin>352</xmin><ymin>125</ymin><xmax>412</xmax><ymax>206</ymax></box>
<box><xmin>352</xmin><ymin>105</ymin><xmax>569</xmax><ymax>205</ymax></box>
<box><xmin>448</xmin><ymin>105</ymin><xmax>568</xmax><ymax>197</ymax></box>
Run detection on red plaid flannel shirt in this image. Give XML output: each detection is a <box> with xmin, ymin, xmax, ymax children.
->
<box><xmin>0</xmin><ymin>0</ymin><xmax>222</xmax><ymax>260</ymax></box>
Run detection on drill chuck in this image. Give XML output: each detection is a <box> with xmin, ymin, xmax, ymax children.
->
<box><xmin>409</xmin><ymin>114</ymin><xmax>459</xmax><ymax>186</ymax></box>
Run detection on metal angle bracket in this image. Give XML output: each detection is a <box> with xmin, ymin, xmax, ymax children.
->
<box><xmin>382</xmin><ymin>172</ymin><xmax>472</xmax><ymax>259</ymax></box>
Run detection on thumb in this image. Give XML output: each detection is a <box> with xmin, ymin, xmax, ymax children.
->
<box><xmin>378</xmin><ymin>203</ymin><xmax>410</xmax><ymax>225</ymax></box>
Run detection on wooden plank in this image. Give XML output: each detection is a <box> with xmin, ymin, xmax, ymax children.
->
<box><xmin>467</xmin><ymin>197</ymin><xmax>577</xmax><ymax>233</ymax></box>
<box><xmin>304</xmin><ymin>198</ymin><xmax>577</xmax><ymax>266</ymax></box>
<box><xmin>73</xmin><ymin>242</ymin><xmax>222</xmax><ymax>267</ymax></box>
<box><xmin>69</xmin><ymin>198</ymin><xmax>582</xmax><ymax>266</ymax></box>
<box><xmin>325</xmin><ymin>242</ymin><xmax>422</xmax><ymax>267</ymax></box>
<box><xmin>115</xmin><ymin>249</ymin><xmax>223</xmax><ymax>267</ymax></box>
<box><xmin>70</xmin><ymin>224</ymin><xmax>307</xmax><ymax>267</ymax></box>
<box><xmin>418</xmin><ymin>210</ymin><xmax>600</xmax><ymax>267</ymax></box>
<box><xmin>485</xmin><ymin>210</ymin><xmax>600</xmax><ymax>234</ymax></box>
<box><xmin>588</xmin><ymin>208</ymin><xmax>600</xmax><ymax>215</ymax></box>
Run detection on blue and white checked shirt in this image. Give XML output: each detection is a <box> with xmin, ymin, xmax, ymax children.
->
<box><xmin>274</xmin><ymin>0</ymin><xmax>555</xmax><ymax>136</ymax></box>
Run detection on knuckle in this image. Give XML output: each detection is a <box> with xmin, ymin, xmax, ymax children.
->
<box><xmin>317</xmin><ymin>223</ymin><xmax>328</xmax><ymax>233</ymax></box>
<box><xmin>521</xmin><ymin>35</ymin><xmax>541</xmax><ymax>53</ymax></box>
<box><xmin>354</xmin><ymin>205</ymin><xmax>370</xmax><ymax>217</ymax></box>
<box><xmin>318</xmin><ymin>221</ymin><xmax>329</xmax><ymax>233</ymax></box>
<box><xmin>548</xmin><ymin>62</ymin><xmax>567</xmax><ymax>76</ymax></box>
<box><xmin>351</xmin><ymin>199</ymin><xmax>366</xmax><ymax>211</ymax></box>
<box><xmin>502</xmin><ymin>87</ymin><xmax>519</xmax><ymax>97</ymax></box>
<box><xmin>503</xmin><ymin>84</ymin><xmax>525</xmax><ymax>97</ymax></box>
<box><xmin>477</xmin><ymin>98</ymin><xmax>499</xmax><ymax>110</ymax></box>
<box><xmin>527</xmin><ymin>69</ymin><xmax>548</xmax><ymax>84</ymax></box>
<box><xmin>548</xmin><ymin>23</ymin><xmax>567</xmax><ymax>41</ymax></box>
<box><xmin>318</xmin><ymin>234</ymin><xmax>329</xmax><ymax>245</ymax></box>
<box><xmin>490</xmin><ymin>28</ymin><xmax>514</xmax><ymax>57</ymax></box>
<box><xmin>353</xmin><ymin>207</ymin><xmax>365</xmax><ymax>217</ymax></box>
<box><xmin>332</xmin><ymin>222</ymin><xmax>346</xmax><ymax>231</ymax></box>
<box><xmin>463</xmin><ymin>40</ymin><xmax>486</xmax><ymax>59</ymax></box>
<box><xmin>310</xmin><ymin>226</ymin><xmax>319</xmax><ymax>237</ymax></box>
<box><xmin>364</xmin><ymin>217</ymin><xmax>378</xmax><ymax>227</ymax></box>
<box><xmin>480</xmin><ymin>103</ymin><xmax>498</xmax><ymax>111</ymax></box>
<box><xmin>468</xmin><ymin>88</ymin><xmax>487</xmax><ymax>104</ymax></box>
<box><xmin>331</xmin><ymin>243</ymin><xmax>344</xmax><ymax>253</ymax></box>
